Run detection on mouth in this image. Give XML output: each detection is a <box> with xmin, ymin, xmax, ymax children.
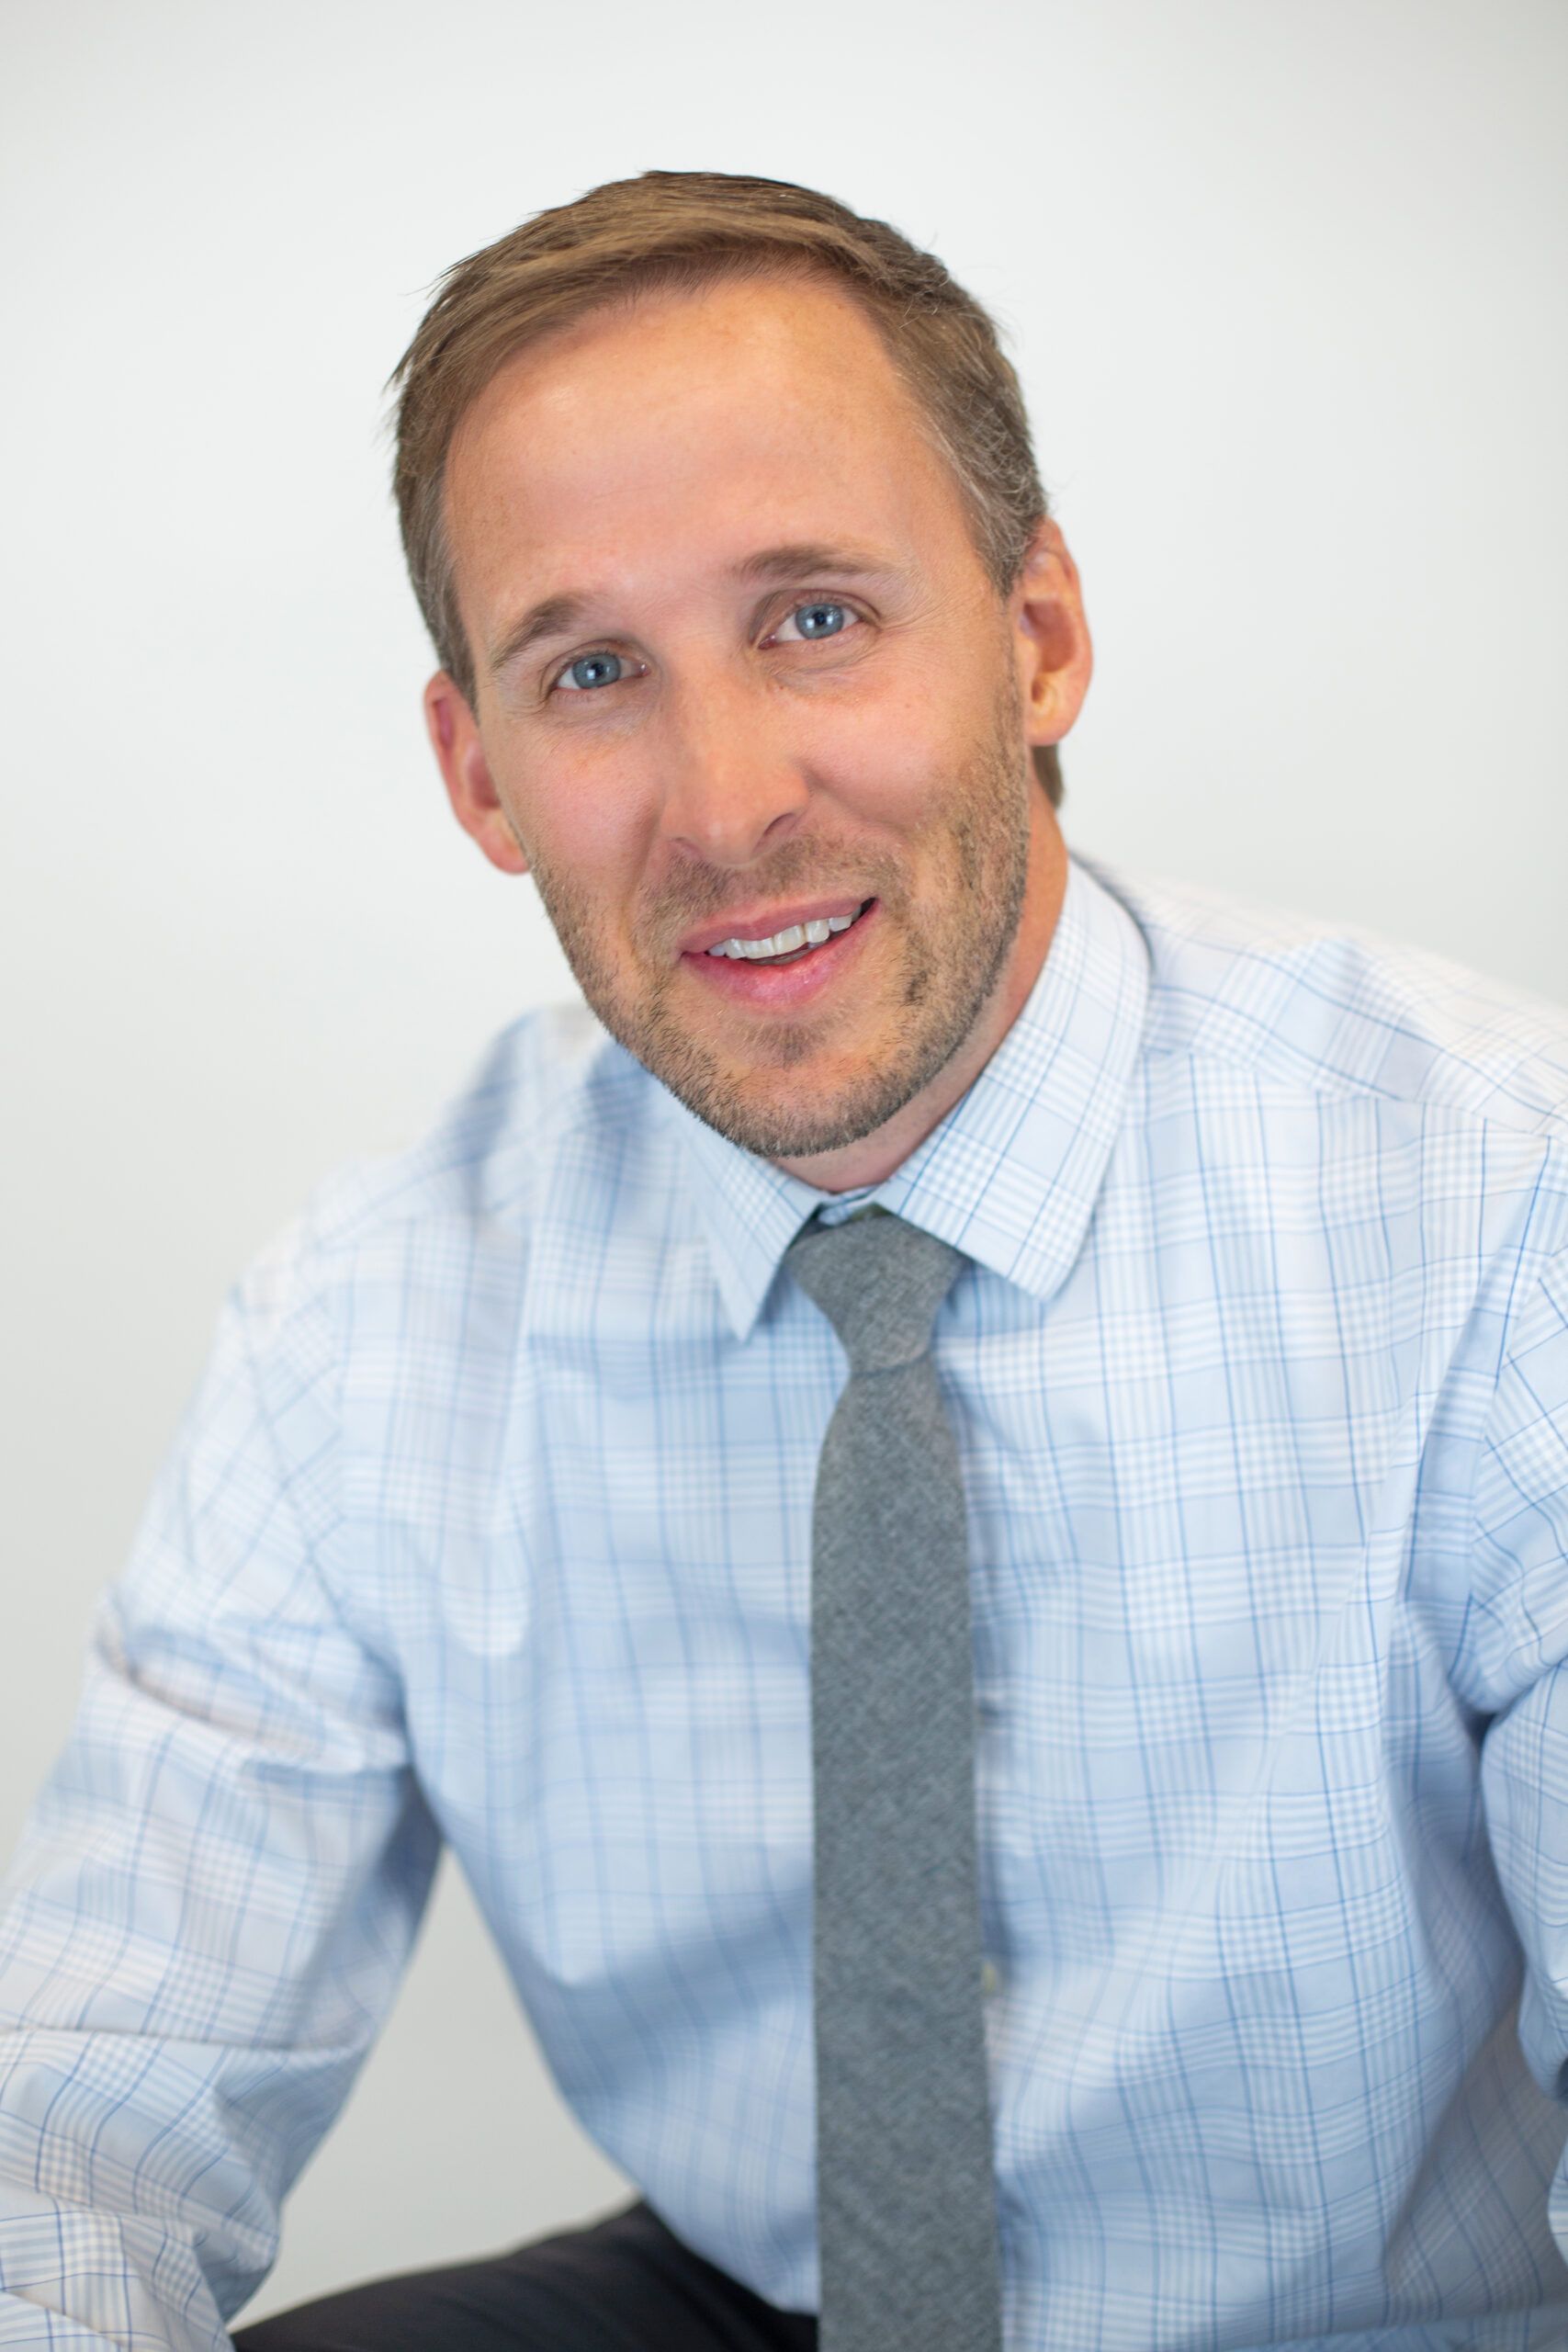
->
<box><xmin>680</xmin><ymin>898</ymin><xmax>878</xmax><ymax>1008</ymax></box>
<box><xmin>678</xmin><ymin>896</ymin><xmax>872</xmax><ymax>960</ymax></box>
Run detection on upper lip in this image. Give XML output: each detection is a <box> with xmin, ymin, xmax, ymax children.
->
<box><xmin>678</xmin><ymin>897</ymin><xmax>871</xmax><ymax>957</ymax></box>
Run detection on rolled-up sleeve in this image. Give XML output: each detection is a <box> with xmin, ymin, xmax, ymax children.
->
<box><xmin>1474</xmin><ymin>1244</ymin><xmax>1568</xmax><ymax>2272</ymax></box>
<box><xmin>0</xmin><ymin>1243</ymin><xmax>441</xmax><ymax>2348</ymax></box>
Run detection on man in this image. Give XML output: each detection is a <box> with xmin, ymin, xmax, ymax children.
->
<box><xmin>2</xmin><ymin>167</ymin><xmax>1567</xmax><ymax>2352</ymax></box>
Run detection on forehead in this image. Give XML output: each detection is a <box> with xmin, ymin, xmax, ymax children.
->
<box><xmin>442</xmin><ymin>272</ymin><xmax>972</xmax><ymax>619</ymax></box>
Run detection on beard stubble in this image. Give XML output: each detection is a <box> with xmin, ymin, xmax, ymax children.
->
<box><xmin>525</xmin><ymin>662</ymin><xmax>1035</xmax><ymax>1162</ymax></box>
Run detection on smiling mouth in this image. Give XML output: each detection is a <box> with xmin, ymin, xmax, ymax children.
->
<box><xmin>701</xmin><ymin>899</ymin><xmax>875</xmax><ymax>967</ymax></box>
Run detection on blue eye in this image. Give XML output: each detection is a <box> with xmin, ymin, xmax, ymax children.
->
<box><xmin>774</xmin><ymin>600</ymin><xmax>857</xmax><ymax>642</ymax></box>
<box><xmin>552</xmin><ymin>597</ymin><xmax>864</xmax><ymax>686</ymax></box>
<box><xmin>556</xmin><ymin>650</ymin><xmax>630</xmax><ymax>694</ymax></box>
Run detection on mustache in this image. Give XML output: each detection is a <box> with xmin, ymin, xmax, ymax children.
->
<box><xmin>645</xmin><ymin>840</ymin><xmax>907</xmax><ymax>949</ymax></box>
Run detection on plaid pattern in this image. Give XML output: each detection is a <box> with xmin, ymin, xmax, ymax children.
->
<box><xmin>3</xmin><ymin>851</ymin><xmax>1568</xmax><ymax>2350</ymax></box>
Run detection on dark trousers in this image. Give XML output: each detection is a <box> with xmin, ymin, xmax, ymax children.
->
<box><xmin>231</xmin><ymin>2197</ymin><xmax>818</xmax><ymax>2352</ymax></box>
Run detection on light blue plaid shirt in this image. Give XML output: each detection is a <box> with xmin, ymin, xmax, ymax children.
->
<box><xmin>5</xmin><ymin>851</ymin><xmax>1568</xmax><ymax>2351</ymax></box>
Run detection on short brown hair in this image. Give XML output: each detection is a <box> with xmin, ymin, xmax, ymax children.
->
<box><xmin>388</xmin><ymin>169</ymin><xmax>1063</xmax><ymax>807</ymax></box>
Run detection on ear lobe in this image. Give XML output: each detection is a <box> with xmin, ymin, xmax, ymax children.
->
<box><xmin>1011</xmin><ymin>521</ymin><xmax>1093</xmax><ymax>749</ymax></box>
<box><xmin>423</xmin><ymin>671</ymin><xmax>530</xmax><ymax>877</ymax></box>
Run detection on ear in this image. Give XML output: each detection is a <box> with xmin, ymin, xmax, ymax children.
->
<box><xmin>423</xmin><ymin>671</ymin><xmax>530</xmax><ymax>877</ymax></box>
<box><xmin>1008</xmin><ymin>518</ymin><xmax>1093</xmax><ymax>750</ymax></box>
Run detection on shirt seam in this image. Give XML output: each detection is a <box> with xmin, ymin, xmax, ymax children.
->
<box><xmin>1144</xmin><ymin>1035</ymin><xmax>1568</xmax><ymax>1157</ymax></box>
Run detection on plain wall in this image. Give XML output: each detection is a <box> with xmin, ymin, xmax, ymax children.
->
<box><xmin>4</xmin><ymin>0</ymin><xmax>1565</xmax><ymax>2326</ymax></box>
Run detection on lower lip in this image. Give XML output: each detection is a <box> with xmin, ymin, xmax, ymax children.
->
<box><xmin>681</xmin><ymin>901</ymin><xmax>879</xmax><ymax>1008</ymax></box>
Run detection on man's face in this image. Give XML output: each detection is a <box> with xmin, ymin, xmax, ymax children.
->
<box><xmin>430</xmin><ymin>270</ymin><xmax>1089</xmax><ymax>1186</ymax></box>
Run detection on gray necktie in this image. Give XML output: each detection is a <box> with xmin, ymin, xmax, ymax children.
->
<box><xmin>785</xmin><ymin>1207</ymin><xmax>1003</xmax><ymax>2352</ymax></box>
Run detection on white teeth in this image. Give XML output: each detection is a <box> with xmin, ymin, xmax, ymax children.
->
<box><xmin>705</xmin><ymin>908</ymin><xmax>862</xmax><ymax>960</ymax></box>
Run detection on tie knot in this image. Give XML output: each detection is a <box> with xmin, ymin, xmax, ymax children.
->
<box><xmin>784</xmin><ymin>1208</ymin><xmax>968</xmax><ymax>1373</ymax></box>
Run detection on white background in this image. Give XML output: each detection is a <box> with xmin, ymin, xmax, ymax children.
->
<box><xmin>4</xmin><ymin>0</ymin><xmax>1565</xmax><ymax>2327</ymax></box>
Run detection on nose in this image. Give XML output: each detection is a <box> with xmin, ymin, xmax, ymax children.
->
<box><xmin>656</xmin><ymin>672</ymin><xmax>810</xmax><ymax>867</ymax></box>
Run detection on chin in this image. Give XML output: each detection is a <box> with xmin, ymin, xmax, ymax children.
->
<box><xmin>675</xmin><ymin>1054</ymin><xmax>928</xmax><ymax>1163</ymax></box>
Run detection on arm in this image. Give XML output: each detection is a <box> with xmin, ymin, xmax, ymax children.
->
<box><xmin>1473</xmin><ymin>1243</ymin><xmax>1568</xmax><ymax>2267</ymax></box>
<box><xmin>0</xmin><ymin>1250</ymin><xmax>442</xmax><ymax>2348</ymax></box>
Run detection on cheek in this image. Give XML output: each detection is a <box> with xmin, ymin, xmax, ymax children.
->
<box><xmin>797</xmin><ymin>678</ymin><xmax>959</xmax><ymax>821</ymax></box>
<box><xmin>502</xmin><ymin>748</ymin><xmax>649</xmax><ymax>892</ymax></box>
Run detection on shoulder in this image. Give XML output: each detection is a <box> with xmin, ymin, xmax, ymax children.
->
<box><xmin>229</xmin><ymin>999</ymin><xmax>660</xmax><ymax>1345</ymax></box>
<box><xmin>1081</xmin><ymin>851</ymin><xmax>1568</xmax><ymax>1149</ymax></box>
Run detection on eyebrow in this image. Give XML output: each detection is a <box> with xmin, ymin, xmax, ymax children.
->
<box><xmin>486</xmin><ymin>541</ymin><xmax>902</xmax><ymax>677</ymax></box>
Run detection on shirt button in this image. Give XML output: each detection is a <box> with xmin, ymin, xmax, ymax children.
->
<box><xmin>980</xmin><ymin>1959</ymin><xmax>1001</xmax><ymax>1997</ymax></box>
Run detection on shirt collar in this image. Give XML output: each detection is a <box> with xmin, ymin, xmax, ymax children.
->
<box><xmin>657</xmin><ymin>851</ymin><xmax>1152</xmax><ymax>1341</ymax></box>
